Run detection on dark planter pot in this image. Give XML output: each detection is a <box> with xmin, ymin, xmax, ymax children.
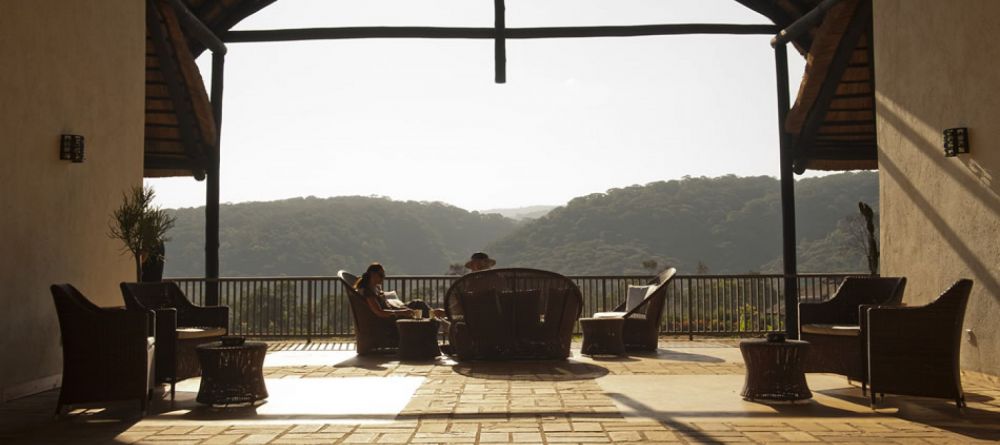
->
<box><xmin>141</xmin><ymin>243</ymin><xmax>165</xmax><ymax>283</ymax></box>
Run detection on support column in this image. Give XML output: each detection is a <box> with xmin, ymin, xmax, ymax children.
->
<box><xmin>206</xmin><ymin>51</ymin><xmax>225</xmax><ymax>306</ymax></box>
<box><xmin>494</xmin><ymin>0</ymin><xmax>506</xmax><ymax>83</ymax></box>
<box><xmin>774</xmin><ymin>44</ymin><xmax>798</xmax><ymax>338</ymax></box>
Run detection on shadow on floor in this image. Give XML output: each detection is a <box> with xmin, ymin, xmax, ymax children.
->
<box><xmin>452</xmin><ymin>360</ymin><xmax>610</xmax><ymax>381</ymax></box>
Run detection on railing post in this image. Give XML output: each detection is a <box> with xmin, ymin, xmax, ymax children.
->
<box><xmin>687</xmin><ymin>279</ymin><xmax>694</xmax><ymax>341</ymax></box>
<box><xmin>601</xmin><ymin>279</ymin><xmax>607</xmax><ymax>312</ymax></box>
<box><xmin>306</xmin><ymin>279</ymin><xmax>314</xmax><ymax>343</ymax></box>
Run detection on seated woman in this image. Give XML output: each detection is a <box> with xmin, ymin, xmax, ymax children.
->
<box><xmin>355</xmin><ymin>263</ymin><xmax>443</xmax><ymax>319</ymax></box>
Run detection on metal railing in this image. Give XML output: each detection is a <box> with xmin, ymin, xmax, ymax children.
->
<box><xmin>169</xmin><ymin>273</ymin><xmax>861</xmax><ymax>339</ymax></box>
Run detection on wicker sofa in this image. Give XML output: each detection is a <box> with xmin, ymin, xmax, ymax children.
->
<box><xmin>444</xmin><ymin>268</ymin><xmax>582</xmax><ymax>361</ymax></box>
<box><xmin>51</xmin><ymin>284</ymin><xmax>155</xmax><ymax>415</ymax></box>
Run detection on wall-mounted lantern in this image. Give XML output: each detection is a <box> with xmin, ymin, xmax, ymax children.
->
<box><xmin>943</xmin><ymin>127</ymin><xmax>969</xmax><ymax>157</ymax></box>
<box><xmin>60</xmin><ymin>134</ymin><xmax>85</xmax><ymax>163</ymax></box>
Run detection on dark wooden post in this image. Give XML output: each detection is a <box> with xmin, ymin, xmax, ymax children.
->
<box><xmin>206</xmin><ymin>51</ymin><xmax>225</xmax><ymax>306</ymax></box>
<box><xmin>774</xmin><ymin>44</ymin><xmax>798</xmax><ymax>338</ymax></box>
<box><xmin>494</xmin><ymin>0</ymin><xmax>506</xmax><ymax>83</ymax></box>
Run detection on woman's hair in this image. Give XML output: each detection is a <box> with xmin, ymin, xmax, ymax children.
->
<box><xmin>354</xmin><ymin>262</ymin><xmax>386</xmax><ymax>291</ymax></box>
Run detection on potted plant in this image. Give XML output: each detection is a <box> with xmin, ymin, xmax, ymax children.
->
<box><xmin>109</xmin><ymin>185</ymin><xmax>175</xmax><ymax>282</ymax></box>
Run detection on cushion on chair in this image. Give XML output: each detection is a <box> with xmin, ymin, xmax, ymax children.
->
<box><xmin>176</xmin><ymin>327</ymin><xmax>227</xmax><ymax>340</ymax></box>
<box><xmin>625</xmin><ymin>285</ymin><xmax>651</xmax><ymax>312</ymax></box>
<box><xmin>592</xmin><ymin>311</ymin><xmax>626</xmax><ymax>319</ymax></box>
<box><xmin>800</xmin><ymin>324</ymin><xmax>861</xmax><ymax>336</ymax></box>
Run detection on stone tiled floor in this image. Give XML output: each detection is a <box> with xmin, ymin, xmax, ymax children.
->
<box><xmin>2</xmin><ymin>338</ymin><xmax>999</xmax><ymax>444</ymax></box>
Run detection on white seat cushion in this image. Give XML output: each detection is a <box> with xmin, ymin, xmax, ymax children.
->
<box><xmin>176</xmin><ymin>327</ymin><xmax>227</xmax><ymax>340</ymax></box>
<box><xmin>800</xmin><ymin>324</ymin><xmax>861</xmax><ymax>337</ymax></box>
<box><xmin>592</xmin><ymin>312</ymin><xmax>626</xmax><ymax>319</ymax></box>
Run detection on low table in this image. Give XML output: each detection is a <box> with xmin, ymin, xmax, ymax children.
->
<box><xmin>396</xmin><ymin>319</ymin><xmax>441</xmax><ymax>360</ymax></box>
<box><xmin>739</xmin><ymin>339</ymin><xmax>812</xmax><ymax>402</ymax></box>
<box><xmin>580</xmin><ymin>317</ymin><xmax>626</xmax><ymax>356</ymax></box>
<box><xmin>195</xmin><ymin>340</ymin><xmax>268</xmax><ymax>405</ymax></box>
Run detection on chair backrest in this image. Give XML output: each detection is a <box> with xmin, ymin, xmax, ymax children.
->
<box><xmin>120</xmin><ymin>281</ymin><xmax>176</xmax><ymax>311</ymax></box>
<box><xmin>51</xmin><ymin>283</ymin><xmax>101</xmax><ymax>317</ymax></box>
<box><xmin>444</xmin><ymin>268</ymin><xmax>582</xmax><ymax>359</ymax></box>
<box><xmin>626</xmin><ymin>267</ymin><xmax>677</xmax><ymax>320</ymax></box>
<box><xmin>337</xmin><ymin>270</ymin><xmax>379</xmax><ymax>330</ymax></box>
<box><xmin>927</xmin><ymin>279</ymin><xmax>973</xmax><ymax>344</ymax></box>
<box><xmin>830</xmin><ymin>276</ymin><xmax>907</xmax><ymax>324</ymax></box>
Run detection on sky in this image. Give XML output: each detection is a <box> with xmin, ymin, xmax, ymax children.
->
<box><xmin>147</xmin><ymin>0</ymin><xmax>809</xmax><ymax>211</ymax></box>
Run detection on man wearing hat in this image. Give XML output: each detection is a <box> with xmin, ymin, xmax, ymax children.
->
<box><xmin>465</xmin><ymin>252</ymin><xmax>497</xmax><ymax>272</ymax></box>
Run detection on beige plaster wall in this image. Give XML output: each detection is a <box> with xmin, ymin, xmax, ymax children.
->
<box><xmin>0</xmin><ymin>0</ymin><xmax>145</xmax><ymax>401</ymax></box>
<box><xmin>874</xmin><ymin>0</ymin><xmax>1000</xmax><ymax>377</ymax></box>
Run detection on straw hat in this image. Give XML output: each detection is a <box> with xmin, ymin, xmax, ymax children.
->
<box><xmin>465</xmin><ymin>252</ymin><xmax>496</xmax><ymax>269</ymax></box>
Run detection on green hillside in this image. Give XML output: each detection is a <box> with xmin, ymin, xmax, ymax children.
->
<box><xmin>163</xmin><ymin>196</ymin><xmax>518</xmax><ymax>277</ymax></box>
<box><xmin>487</xmin><ymin>172</ymin><xmax>879</xmax><ymax>275</ymax></box>
<box><xmin>163</xmin><ymin>172</ymin><xmax>878</xmax><ymax>277</ymax></box>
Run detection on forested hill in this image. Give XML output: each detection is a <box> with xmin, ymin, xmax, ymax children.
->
<box><xmin>487</xmin><ymin>172</ymin><xmax>879</xmax><ymax>275</ymax></box>
<box><xmin>163</xmin><ymin>196</ymin><xmax>519</xmax><ymax>277</ymax></box>
<box><xmin>163</xmin><ymin>172</ymin><xmax>878</xmax><ymax>277</ymax></box>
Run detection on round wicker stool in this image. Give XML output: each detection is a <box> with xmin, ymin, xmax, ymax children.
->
<box><xmin>195</xmin><ymin>341</ymin><xmax>268</xmax><ymax>406</ymax></box>
<box><xmin>739</xmin><ymin>339</ymin><xmax>812</xmax><ymax>402</ymax></box>
<box><xmin>580</xmin><ymin>317</ymin><xmax>626</xmax><ymax>356</ymax></box>
<box><xmin>396</xmin><ymin>319</ymin><xmax>441</xmax><ymax>360</ymax></box>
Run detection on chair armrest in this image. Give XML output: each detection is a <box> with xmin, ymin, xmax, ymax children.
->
<box><xmin>178</xmin><ymin>305</ymin><xmax>229</xmax><ymax>330</ymax></box>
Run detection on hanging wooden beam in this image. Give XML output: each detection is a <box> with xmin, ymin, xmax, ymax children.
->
<box><xmin>494</xmin><ymin>0</ymin><xmax>506</xmax><ymax>84</ymax></box>
<box><xmin>224</xmin><ymin>24</ymin><xmax>778</xmax><ymax>43</ymax></box>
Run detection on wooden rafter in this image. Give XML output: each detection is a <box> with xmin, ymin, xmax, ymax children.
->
<box><xmin>146</xmin><ymin>0</ymin><xmax>203</xmax><ymax>166</ymax></box>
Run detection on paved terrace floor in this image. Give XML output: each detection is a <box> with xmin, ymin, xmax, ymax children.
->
<box><xmin>2</xmin><ymin>338</ymin><xmax>1000</xmax><ymax>444</ymax></box>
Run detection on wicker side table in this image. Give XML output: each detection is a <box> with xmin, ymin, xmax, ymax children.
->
<box><xmin>739</xmin><ymin>339</ymin><xmax>812</xmax><ymax>402</ymax></box>
<box><xmin>396</xmin><ymin>319</ymin><xmax>441</xmax><ymax>360</ymax></box>
<box><xmin>580</xmin><ymin>317</ymin><xmax>626</xmax><ymax>356</ymax></box>
<box><xmin>195</xmin><ymin>341</ymin><xmax>268</xmax><ymax>405</ymax></box>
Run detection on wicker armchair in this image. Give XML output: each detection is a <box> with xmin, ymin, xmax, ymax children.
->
<box><xmin>51</xmin><ymin>284</ymin><xmax>155</xmax><ymax>415</ymax></box>
<box><xmin>120</xmin><ymin>282</ymin><xmax>228</xmax><ymax>398</ymax></box>
<box><xmin>444</xmin><ymin>268</ymin><xmax>583</xmax><ymax>360</ymax></box>
<box><xmin>591</xmin><ymin>268</ymin><xmax>677</xmax><ymax>351</ymax></box>
<box><xmin>865</xmin><ymin>279</ymin><xmax>972</xmax><ymax>408</ymax></box>
<box><xmin>798</xmin><ymin>277</ymin><xmax>906</xmax><ymax>385</ymax></box>
<box><xmin>337</xmin><ymin>271</ymin><xmax>401</xmax><ymax>355</ymax></box>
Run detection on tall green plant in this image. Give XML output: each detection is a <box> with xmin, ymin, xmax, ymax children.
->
<box><xmin>109</xmin><ymin>185</ymin><xmax>175</xmax><ymax>281</ymax></box>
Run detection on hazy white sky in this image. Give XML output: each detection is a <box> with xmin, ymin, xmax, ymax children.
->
<box><xmin>148</xmin><ymin>0</ymin><xmax>808</xmax><ymax>211</ymax></box>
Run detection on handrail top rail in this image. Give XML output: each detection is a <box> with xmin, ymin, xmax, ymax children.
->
<box><xmin>166</xmin><ymin>272</ymin><xmax>866</xmax><ymax>281</ymax></box>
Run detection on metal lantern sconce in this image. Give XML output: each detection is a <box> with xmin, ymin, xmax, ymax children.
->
<box><xmin>943</xmin><ymin>127</ymin><xmax>969</xmax><ymax>157</ymax></box>
<box><xmin>60</xmin><ymin>134</ymin><xmax>85</xmax><ymax>163</ymax></box>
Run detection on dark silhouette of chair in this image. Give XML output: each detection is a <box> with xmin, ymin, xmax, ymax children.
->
<box><xmin>865</xmin><ymin>279</ymin><xmax>972</xmax><ymax>408</ymax></box>
<box><xmin>51</xmin><ymin>284</ymin><xmax>155</xmax><ymax>415</ymax></box>
<box><xmin>798</xmin><ymin>277</ymin><xmax>906</xmax><ymax>386</ymax></box>
<box><xmin>444</xmin><ymin>268</ymin><xmax>583</xmax><ymax>360</ymax></box>
<box><xmin>591</xmin><ymin>268</ymin><xmax>677</xmax><ymax>351</ymax></box>
<box><xmin>120</xmin><ymin>281</ymin><xmax>228</xmax><ymax>398</ymax></box>
<box><xmin>337</xmin><ymin>270</ymin><xmax>401</xmax><ymax>355</ymax></box>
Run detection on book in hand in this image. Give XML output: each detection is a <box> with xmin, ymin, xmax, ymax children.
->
<box><xmin>383</xmin><ymin>290</ymin><xmax>406</xmax><ymax>309</ymax></box>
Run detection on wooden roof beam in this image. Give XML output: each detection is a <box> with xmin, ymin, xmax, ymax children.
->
<box><xmin>771</xmin><ymin>0</ymin><xmax>848</xmax><ymax>47</ymax></box>
<box><xmin>166</xmin><ymin>0</ymin><xmax>227</xmax><ymax>55</ymax></box>
<box><xmin>146</xmin><ymin>0</ymin><xmax>203</xmax><ymax>166</ymax></box>
<box><xmin>224</xmin><ymin>23</ymin><xmax>778</xmax><ymax>43</ymax></box>
<box><xmin>791</xmin><ymin>0</ymin><xmax>872</xmax><ymax>174</ymax></box>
